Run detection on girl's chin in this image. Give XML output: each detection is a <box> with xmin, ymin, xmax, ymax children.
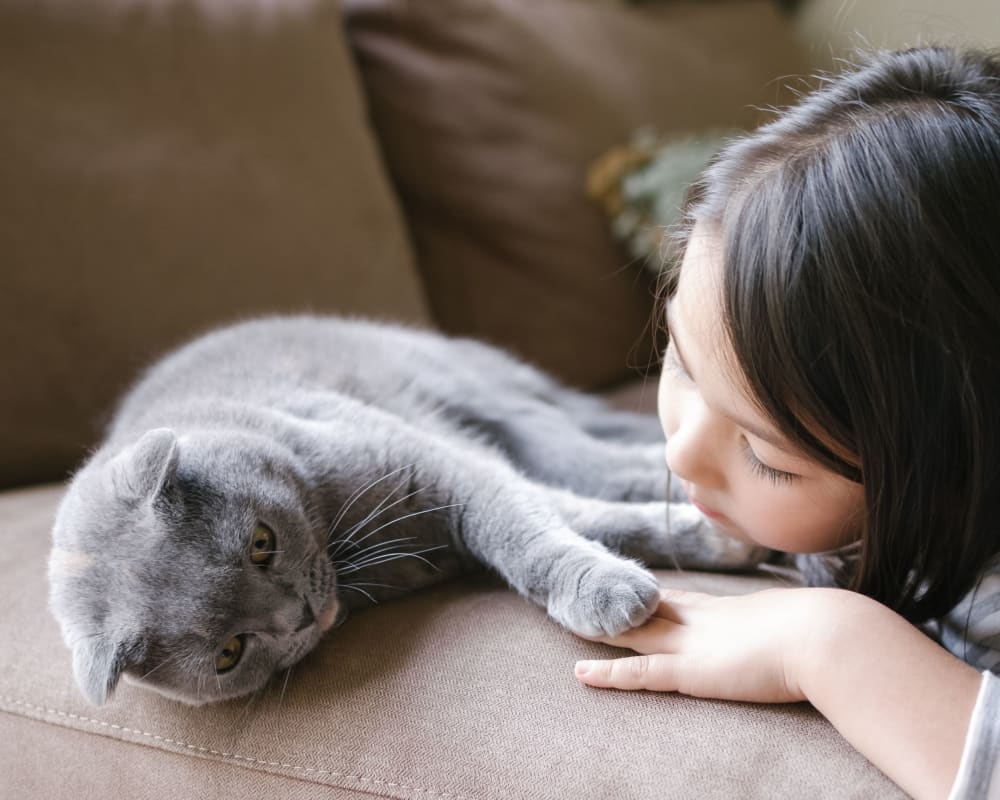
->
<box><xmin>703</xmin><ymin>514</ymin><xmax>763</xmax><ymax>547</ymax></box>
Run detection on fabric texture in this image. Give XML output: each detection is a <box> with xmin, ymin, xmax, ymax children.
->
<box><xmin>949</xmin><ymin>672</ymin><xmax>1000</xmax><ymax>800</ymax></box>
<box><xmin>343</xmin><ymin>0</ymin><xmax>809</xmax><ymax>389</ymax></box>
<box><xmin>940</xmin><ymin>555</ymin><xmax>1000</xmax><ymax>674</ymax></box>
<box><xmin>0</xmin><ymin>0</ymin><xmax>431</xmax><ymax>490</ymax></box>
<box><xmin>0</xmin><ymin>481</ymin><xmax>905</xmax><ymax>799</ymax></box>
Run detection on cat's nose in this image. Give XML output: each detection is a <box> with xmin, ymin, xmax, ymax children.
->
<box><xmin>294</xmin><ymin>604</ymin><xmax>316</xmax><ymax>633</ymax></box>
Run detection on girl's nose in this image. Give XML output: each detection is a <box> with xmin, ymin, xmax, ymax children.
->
<box><xmin>664</xmin><ymin>399</ymin><xmax>726</xmax><ymax>490</ymax></box>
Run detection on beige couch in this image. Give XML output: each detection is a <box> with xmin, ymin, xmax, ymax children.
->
<box><xmin>0</xmin><ymin>1</ymin><xmax>906</xmax><ymax>797</ymax></box>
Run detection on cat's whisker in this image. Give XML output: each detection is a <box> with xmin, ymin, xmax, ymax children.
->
<box><xmin>337</xmin><ymin>536</ymin><xmax>418</xmax><ymax>562</ymax></box>
<box><xmin>339</xmin><ymin>583</ymin><xmax>378</xmax><ymax>605</ymax></box>
<box><xmin>326</xmin><ymin>463</ymin><xmax>417</xmax><ymax>547</ymax></box>
<box><xmin>329</xmin><ymin>483</ymin><xmax>427</xmax><ymax>557</ymax></box>
<box><xmin>327</xmin><ymin>466</ymin><xmax>405</xmax><ymax>538</ymax></box>
<box><xmin>343</xmin><ymin>580</ymin><xmax>403</xmax><ymax>592</ymax></box>
<box><xmin>237</xmin><ymin>686</ymin><xmax>264</xmax><ymax>722</ymax></box>
<box><xmin>334</xmin><ymin>490</ymin><xmax>427</xmax><ymax>554</ymax></box>
<box><xmin>278</xmin><ymin>665</ymin><xmax>293</xmax><ymax>708</ymax></box>
<box><xmin>337</xmin><ymin>544</ymin><xmax>450</xmax><ymax>574</ymax></box>
<box><xmin>139</xmin><ymin>653</ymin><xmax>180</xmax><ymax>681</ymax></box>
<box><xmin>332</xmin><ymin>538</ymin><xmax>438</xmax><ymax>572</ymax></box>
<box><xmin>328</xmin><ymin>481</ymin><xmax>408</xmax><ymax>557</ymax></box>
<box><xmin>347</xmin><ymin>504</ymin><xmax>463</xmax><ymax>547</ymax></box>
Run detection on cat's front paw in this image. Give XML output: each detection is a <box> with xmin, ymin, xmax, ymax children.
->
<box><xmin>547</xmin><ymin>556</ymin><xmax>660</xmax><ymax>637</ymax></box>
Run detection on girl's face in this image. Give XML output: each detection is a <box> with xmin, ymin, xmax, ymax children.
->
<box><xmin>658</xmin><ymin>227</ymin><xmax>865</xmax><ymax>554</ymax></box>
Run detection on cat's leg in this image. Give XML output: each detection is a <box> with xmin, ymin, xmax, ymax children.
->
<box><xmin>458</xmin><ymin>401</ymin><xmax>670</xmax><ymax>502</ymax></box>
<box><xmin>406</xmin><ymin>446</ymin><xmax>663</xmax><ymax>636</ymax></box>
<box><xmin>549</xmin><ymin>386</ymin><xmax>666</xmax><ymax>444</ymax></box>
<box><xmin>442</xmin><ymin>338</ymin><xmax>670</xmax><ymax>498</ymax></box>
<box><xmin>287</xmin><ymin>406</ymin><xmax>661</xmax><ymax>637</ymax></box>
<box><xmin>448</xmin><ymin>336</ymin><xmax>665</xmax><ymax>444</ymax></box>
<box><xmin>545</xmin><ymin>488</ymin><xmax>771</xmax><ymax>572</ymax></box>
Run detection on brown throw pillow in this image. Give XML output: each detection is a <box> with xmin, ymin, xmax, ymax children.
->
<box><xmin>344</xmin><ymin>0</ymin><xmax>809</xmax><ymax>388</ymax></box>
<box><xmin>0</xmin><ymin>0</ymin><xmax>430</xmax><ymax>489</ymax></box>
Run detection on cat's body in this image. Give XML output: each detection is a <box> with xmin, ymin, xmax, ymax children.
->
<box><xmin>49</xmin><ymin>315</ymin><xmax>764</xmax><ymax>706</ymax></box>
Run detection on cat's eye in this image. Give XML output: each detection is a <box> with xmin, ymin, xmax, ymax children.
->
<box><xmin>215</xmin><ymin>634</ymin><xmax>245</xmax><ymax>673</ymax></box>
<box><xmin>249</xmin><ymin>523</ymin><xmax>276</xmax><ymax>567</ymax></box>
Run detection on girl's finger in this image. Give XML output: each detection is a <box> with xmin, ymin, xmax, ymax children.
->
<box><xmin>582</xmin><ymin>616</ymin><xmax>684</xmax><ymax>654</ymax></box>
<box><xmin>574</xmin><ymin>653</ymin><xmax>679</xmax><ymax>692</ymax></box>
<box><xmin>654</xmin><ymin>588</ymin><xmax>715</xmax><ymax>622</ymax></box>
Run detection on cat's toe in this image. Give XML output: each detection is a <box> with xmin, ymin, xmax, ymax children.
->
<box><xmin>548</xmin><ymin>558</ymin><xmax>659</xmax><ymax>637</ymax></box>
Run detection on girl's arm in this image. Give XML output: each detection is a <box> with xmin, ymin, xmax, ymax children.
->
<box><xmin>574</xmin><ymin>587</ymin><xmax>982</xmax><ymax>800</ymax></box>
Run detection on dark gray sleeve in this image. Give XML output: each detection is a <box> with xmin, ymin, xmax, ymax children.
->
<box><xmin>939</xmin><ymin>557</ymin><xmax>1000</xmax><ymax>673</ymax></box>
<box><xmin>949</xmin><ymin>672</ymin><xmax>1000</xmax><ymax>800</ymax></box>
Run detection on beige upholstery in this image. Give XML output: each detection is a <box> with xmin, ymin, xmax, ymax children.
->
<box><xmin>0</xmin><ymin>0</ymin><xmax>430</xmax><ymax>489</ymax></box>
<box><xmin>0</xmin><ymin>484</ymin><xmax>904</xmax><ymax>799</ymax></box>
<box><xmin>344</xmin><ymin>0</ymin><xmax>808</xmax><ymax>389</ymax></box>
<box><xmin>0</xmin><ymin>0</ymin><xmax>903</xmax><ymax>797</ymax></box>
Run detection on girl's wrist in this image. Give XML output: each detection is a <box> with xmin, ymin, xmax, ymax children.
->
<box><xmin>787</xmin><ymin>588</ymin><xmax>981</xmax><ymax>800</ymax></box>
<box><xmin>788</xmin><ymin>588</ymin><xmax>885</xmax><ymax>704</ymax></box>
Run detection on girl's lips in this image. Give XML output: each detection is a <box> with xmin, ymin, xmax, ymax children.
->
<box><xmin>680</xmin><ymin>480</ymin><xmax>728</xmax><ymax>521</ymax></box>
<box><xmin>691</xmin><ymin>498</ymin><xmax>726</xmax><ymax>520</ymax></box>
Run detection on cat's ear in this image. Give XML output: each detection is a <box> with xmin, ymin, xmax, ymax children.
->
<box><xmin>72</xmin><ymin>634</ymin><xmax>145</xmax><ymax>706</ymax></box>
<box><xmin>110</xmin><ymin>428</ymin><xmax>179</xmax><ymax>502</ymax></box>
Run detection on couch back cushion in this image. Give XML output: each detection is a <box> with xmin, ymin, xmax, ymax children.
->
<box><xmin>344</xmin><ymin>0</ymin><xmax>808</xmax><ymax>389</ymax></box>
<box><xmin>0</xmin><ymin>0</ymin><xmax>431</xmax><ymax>489</ymax></box>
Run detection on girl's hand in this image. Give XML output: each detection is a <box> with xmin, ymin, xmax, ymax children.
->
<box><xmin>574</xmin><ymin>586</ymin><xmax>844</xmax><ymax>704</ymax></box>
<box><xmin>575</xmin><ymin>586</ymin><xmax>983</xmax><ymax>800</ymax></box>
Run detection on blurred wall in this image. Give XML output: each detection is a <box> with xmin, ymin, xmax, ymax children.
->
<box><xmin>795</xmin><ymin>0</ymin><xmax>1000</xmax><ymax>67</ymax></box>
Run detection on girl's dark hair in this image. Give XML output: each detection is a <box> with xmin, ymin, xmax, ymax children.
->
<box><xmin>676</xmin><ymin>47</ymin><xmax>1000</xmax><ymax>623</ymax></box>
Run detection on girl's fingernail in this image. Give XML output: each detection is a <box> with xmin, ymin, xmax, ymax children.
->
<box><xmin>575</xmin><ymin>661</ymin><xmax>593</xmax><ymax>677</ymax></box>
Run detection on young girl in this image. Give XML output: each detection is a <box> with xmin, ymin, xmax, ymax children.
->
<box><xmin>573</xmin><ymin>46</ymin><xmax>1000</xmax><ymax>800</ymax></box>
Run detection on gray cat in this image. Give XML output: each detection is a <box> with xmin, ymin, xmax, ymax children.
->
<box><xmin>48</xmin><ymin>315</ymin><xmax>765</xmax><ymax>706</ymax></box>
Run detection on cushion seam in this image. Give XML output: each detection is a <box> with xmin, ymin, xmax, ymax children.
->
<box><xmin>0</xmin><ymin>694</ymin><xmax>474</xmax><ymax>800</ymax></box>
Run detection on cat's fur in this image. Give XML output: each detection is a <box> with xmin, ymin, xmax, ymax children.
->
<box><xmin>49</xmin><ymin>315</ymin><xmax>765</xmax><ymax>706</ymax></box>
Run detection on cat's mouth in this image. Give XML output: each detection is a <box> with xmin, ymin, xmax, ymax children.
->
<box><xmin>317</xmin><ymin>596</ymin><xmax>347</xmax><ymax>632</ymax></box>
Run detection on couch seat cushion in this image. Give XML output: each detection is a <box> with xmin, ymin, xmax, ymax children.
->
<box><xmin>0</xmin><ymin>483</ymin><xmax>903</xmax><ymax>799</ymax></box>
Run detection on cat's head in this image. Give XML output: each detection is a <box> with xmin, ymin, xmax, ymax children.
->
<box><xmin>49</xmin><ymin>428</ymin><xmax>343</xmax><ymax>706</ymax></box>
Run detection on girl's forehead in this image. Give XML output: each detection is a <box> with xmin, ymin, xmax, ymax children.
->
<box><xmin>673</xmin><ymin>227</ymin><xmax>862</xmax><ymax>471</ymax></box>
<box><xmin>670</xmin><ymin>227</ymin><xmax>805</xmax><ymax>459</ymax></box>
<box><xmin>674</xmin><ymin>227</ymin><xmax>729</xmax><ymax>361</ymax></box>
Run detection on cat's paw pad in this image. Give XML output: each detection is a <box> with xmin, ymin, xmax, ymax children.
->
<box><xmin>547</xmin><ymin>558</ymin><xmax>659</xmax><ymax>637</ymax></box>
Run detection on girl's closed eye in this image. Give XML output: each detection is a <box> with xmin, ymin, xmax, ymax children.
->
<box><xmin>741</xmin><ymin>438</ymin><xmax>797</xmax><ymax>486</ymax></box>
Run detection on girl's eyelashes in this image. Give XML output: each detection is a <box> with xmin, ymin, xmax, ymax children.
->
<box><xmin>741</xmin><ymin>439</ymin><xmax>798</xmax><ymax>486</ymax></box>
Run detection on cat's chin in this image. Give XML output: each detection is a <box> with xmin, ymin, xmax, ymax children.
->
<box><xmin>122</xmin><ymin>673</ymin><xmax>216</xmax><ymax>706</ymax></box>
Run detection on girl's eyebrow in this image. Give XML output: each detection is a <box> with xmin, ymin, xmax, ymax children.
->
<box><xmin>664</xmin><ymin>301</ymin><xmax>794</xmax><ymax>453</ymax></box>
